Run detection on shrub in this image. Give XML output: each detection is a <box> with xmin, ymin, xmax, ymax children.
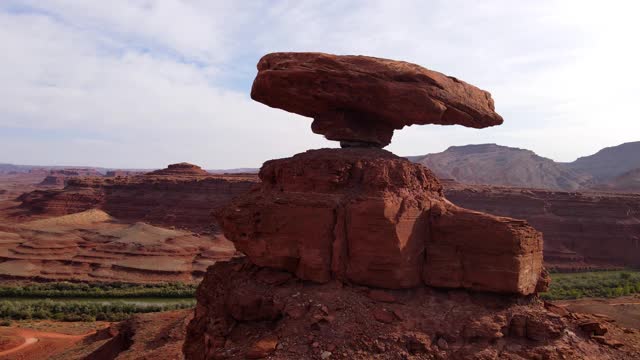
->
<box><xmin>541</xmin><ymin>270</ymin><xmax>640</xmax><ymax>300</ymax></box>
<box><xmin>0</xmin><ymin>282</ymin><xmax>197</xmax><ymax>298</ymax></box>
<box><xmin>0</xmin><ymin>299</ymin><xmax>195</xmax><ymax>322</ymax></box>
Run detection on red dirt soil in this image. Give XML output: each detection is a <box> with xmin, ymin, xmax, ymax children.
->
<box><xmin>555</xmin><ymin>295</ymin><xmax>640</xmax><ymax>330</ymax></box>
<box><xmin>0</xmin><ymin>327</ymin><xmax>95</xmax><ymax>359</ymax></box>
<box><xmin>51</xmin><ymin>309</ymin><xmax>192</xmax><ymax>360</ymax></box>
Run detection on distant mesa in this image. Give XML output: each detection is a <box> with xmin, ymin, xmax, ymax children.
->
<box><xmin>106</xmin><ymin>170</ymin><xmax>140</xmax><ymax>177</ymax></box>
<box><xmin>251</xmin><ymin>52</ymin><xmax>503</xmax><ymax>147</ymax></box>
<box><xmin>48</xmin><ymin>168</ymin><xmax>101</xmax><ymax>177</ymax></box>
<box><xmin>146</xmin><ymin>162</ymin><xmax>210</xmax><ymax>177</ymax></box>
<box><xmin>39</xmin><ymin>175</ymin><xmax>66</xmax><ymax>186</ymax></box>
<box><xmin>18</xmin><ymin>163</ymin><xmax>259</xmax><ymax>233</ymax></box>
<box><xmin>38</xmin><ymin>168</ymin><xmax>102</xmax><ymax>186</ymax></box>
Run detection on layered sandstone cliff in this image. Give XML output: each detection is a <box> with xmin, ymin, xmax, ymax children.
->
<box><xmin>18</xmin><ymin>163</ymin><xmax>258</xmax><ymax>232</ymax></box>
<box><xmin>38</xmin><ymin>168</ymin><xmax>103</xmax><ymax>187</ymax></box>
<box><xmin>0</xmin><ymin>209</ymin><xmax>236</xmax><ymax>283</ymax></box>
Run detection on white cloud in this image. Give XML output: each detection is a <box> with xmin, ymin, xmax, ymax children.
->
<box><xmin>0</xmin><ymin>0</ymin><xmax>639</xmax><ymax>168</ymax></box>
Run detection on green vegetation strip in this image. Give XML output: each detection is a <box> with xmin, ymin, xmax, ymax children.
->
<box><xmin>0</xmin><ymin>282</ymin><xmax>197</xmax><ymax>322</ymax></box>
<box><xmin>0</xmin><ymin>299</ymin><xmax>195</xmax><ymax>322</ymax></box>
<box><xmin>541</xmin><ymin>270</ymin><xmax>640</xmax><ymax>300</ymax></box>
<box><xmin>0</xmin><ymin>281</ymin><xmax>196</xmax><ymax>298</ymax></box>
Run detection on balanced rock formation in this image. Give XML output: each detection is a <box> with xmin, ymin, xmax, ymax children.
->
<box><xmin>185</xmin><ymin>53</ymin><xmax>567</xmax><ymax>359</ymax></box>
<box><xmin>219</xmin><ymin>52</ymin><xmax>544</xmax><ymax>295</ymax></box>
<box><xmin>251</xmin><ymin>52</ymin><xmax>503</xmax><ymax>147</ymax></box>
<box><xmin>218</xmin><ymin>148</ymin><xmax>544</xmax><ymax>294</ymax></box>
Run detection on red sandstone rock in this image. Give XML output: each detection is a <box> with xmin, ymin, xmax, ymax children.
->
<box><xmin>372</xmin><ymin>308</ymin><xmax>395</xmax><ymax>324</ymax></box>
<box><xmin>251</xmin><ymin>52</ymin><xmax>503</xmax><ymax>147</ymax></box>
<box><xmin>367</xmin><ymin>289</ymin><xmax>397</xmax><ymax>303</ymax></box>
<box><xmin>66</xmin><ymin>309</ymin><xmax>192</xmax><ymax>360</ymax></box>
<box><xmin>184</xmin><ymin>258</ymin><xmax>639</xmax><ymax>360</ymax></box>
<box><xmin>217</xmin><ymin>148</ymin><xmax>544</xmax><ymax>295</ymax></box>
<box><xmin>580</xmin><ymin>320</ymin><xmax>609</xmax><ymax>336</ymax></box>
<box><xmin>508</xmin><ymin>313</ymin><xmax>565</xmax><ymax>341</ymax></box>
<box><xmin>105</xmin><ymin>170</ymin><xmax>140</xmax><ymax>177</ymax></box>
<box><xmin>425</xmin><ymin>203</ymin><xmax>544</xmax><ymax>295</ymax></box>
<box><xmin>37</xmin><ymin>168</ymin><xmax>102</xmax><ymax>186</ymax></box>
<box><xmin>442</xmin><ymin>181</ymin><xmax>640</xmax><ymax>270</ymax></box>
<box><xmin>245</xmin><ymin>335</ymin><xmax>278</xmax><ymax>359</ymax></box>
<box><xmin>403</xmin><ymin>332</ymin><xmax>432</xmax><ymax>354</ymax></box>
<box><xmin>38</xmin><ymin>175</ymin><xmax>66</xmax><ymax>186</ymax></box>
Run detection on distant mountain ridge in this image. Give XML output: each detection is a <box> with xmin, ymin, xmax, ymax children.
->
<box><xmin>590</xmin><ymin>168</ymin><xmax>640</xmax><ymax>192</ymax></box>
<box><xmin>566</xmin><ymin>142</ymin><xmax>640</xmax><ymax>181</ymax></box>
<box><xmin>410</xmin><ymin>141</ymin><xmax>640</xmax><ymax>191</ymax></box>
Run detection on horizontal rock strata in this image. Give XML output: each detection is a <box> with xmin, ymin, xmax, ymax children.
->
<box><xmin>217</xmin><ymin>148</ymin><xmax>544</xmax><ymax>295</ymax></box>
<box><xmin>18</xmin><ymin>164</ymin><xmax>258</xmax><ymax>232</ymax></box>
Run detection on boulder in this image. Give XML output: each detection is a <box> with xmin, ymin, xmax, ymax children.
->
<box><xmin>251</xmin><ymin>52</ymin><xmax>503</xmax><ymax>147</ymax></box>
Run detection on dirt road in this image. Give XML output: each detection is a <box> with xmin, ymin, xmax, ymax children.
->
<box><xmin>0</xmin><ymin>327</ymin><xmax>93</xmax><ymax>359</ymax></box>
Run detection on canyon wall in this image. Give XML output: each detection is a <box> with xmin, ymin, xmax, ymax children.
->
<box><xmin>18</xmin><ymin>165</ymin><xmax>258</xmax><ymax>232</ymax></box>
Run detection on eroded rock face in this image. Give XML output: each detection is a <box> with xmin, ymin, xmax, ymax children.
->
<box><xmin>442</xmin><ymin>181</ymin><xmax>640</xmax><ymax>271</ymax></box>
<box><xmin>38</xmin><ymin>168</ymin><xmax>102</xmax><ymax>187</ymax></box>
<box><xmin>18</xmin><ymin>164</ymin><xmax>259</xmax><ymax>232</ymax></box>
<box><xmin>251</xmin><ymin>52</ymin><xmax>503</xmax><ymax>147</ymax></box>
<box><xmin>217</xmin><ymin>148</ymin><xmax>543</xmax><ymax>295</ymax></box>
<box><xmin>425</xmin><ymin>203</ymin><xmax>544</xmax><ymax>294</ymax></box>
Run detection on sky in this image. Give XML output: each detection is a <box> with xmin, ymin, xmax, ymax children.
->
<box><xmin>1</xmin><ymin>0</ymin><xmax>639</xmax><ymax>169</ymax></box>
